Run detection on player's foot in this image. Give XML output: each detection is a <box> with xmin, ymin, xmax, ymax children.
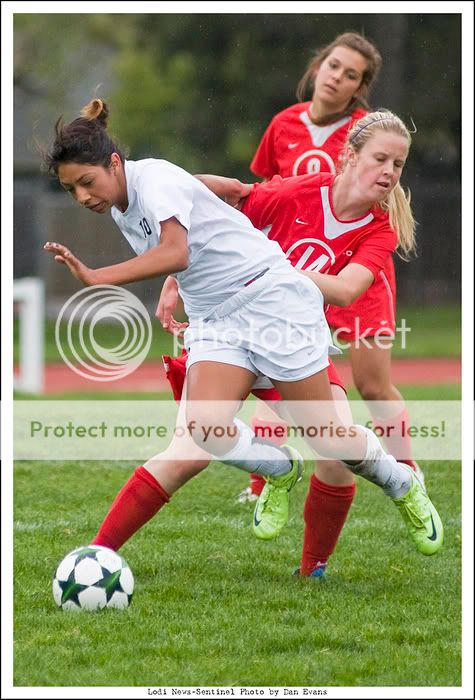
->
<box><xmin>292</xmin><ymin>564</ymin><xmax>327</xmax><ymax>579</ymax></box>
<box><xmin>252</xmin><ymin>445</ymin><xmax>303</xmax><ymax>540</ymax></box>
<box><xmin>392</xmin><ymin>463</ymin><xmax>443</xmax><ymax>555</ymax></box>
<box><xmin>236</xmin><ymin>487</ymin><xmax>258</xmax><ymax>504</ymax></box>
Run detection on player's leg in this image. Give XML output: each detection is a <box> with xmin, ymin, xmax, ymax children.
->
<box><xmin>92</xmin><ymin>381</ymin><xmax>211</xmax><ymax>551</ymax></box>
<box><xmin>237</xmin><ymin>358</ymin><xmax>350</xmax><ymax>504</ymax></box>
<box><xmin>349</xmin><ymin>338</ymin><xmax>424</xmax><ymax>484</ymax></box>
<box><xmin>265</xmin><ymin>368</ymin><xmax>443</xmax><ymax>555</ymax></box>
<box><xmin>185</xmin><ymin>360</ymin><xmax>302</xmax><ymax>484</ymax></box>
<box><xmin>299</xmin><ymin>384</ymin><xmax>356</xmax><ymax>577</ymax></box>
<box><xmin>142</xmin><ymin>381</ymin><xmax>212</xmax><ymax>493</ymax></box>
<box><xmin>255</xmin><ymin>363</ymin><xmax>357</xmax><ymax>575</ymax></box>
<box><xmin>163</xmin><ymin>349</ymin><xmax>298</xmax><ymax>490</ymax></box>
<box><xmin>252</xmin><ymin>367</ymin><xmax>360</xmax><ymax>542</ymax></box>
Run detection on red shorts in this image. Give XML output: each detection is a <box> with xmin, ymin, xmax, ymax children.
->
<box><xmin>325</xmin><ymin>259</ymin><xmax>396</xmax><ymax>341</ymax></box>
<box><xmin>162</xmin><ymin>349</ymin><xmax>346</xmax><ymax>403</ymax></box>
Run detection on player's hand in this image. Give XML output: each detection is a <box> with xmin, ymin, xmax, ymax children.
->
<box><xmin>155</xmin><ymin>276</ymin><xmax>189</xmax><ymax>336</ymax></box>
<box><xmin>224</xmin><ymin>182</ymin><xmax>253</xmax><ymax>208</ymax></box>
<box><xmin>43</xmin><ymin>242</ymin><xmax>97</xmax><ymax>286</ymax></box>
<box><xmin>160</xmin><ymin>315</ymin><xmax>189</xmax><ymax>336</ymax></box>
<box><xmin>195</xmin><ymin>174</ymin><xmax>252</xmax><ymax>209</ymax></box>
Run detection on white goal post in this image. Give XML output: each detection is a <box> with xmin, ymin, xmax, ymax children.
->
<box><xmin>14</xmin><ymin>277</ymin><xmax>45</xmax><ymax>394</ymax></box>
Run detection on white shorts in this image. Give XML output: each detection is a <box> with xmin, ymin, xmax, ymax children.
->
<box><xmin>184</xmin><ymin>266</ymin><xmax>340</xmax><ymax>382</ymax></box>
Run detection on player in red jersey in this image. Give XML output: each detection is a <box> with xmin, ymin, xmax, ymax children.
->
<box><xmin>243</xmin><ymin>32</ymin><xmax>421</xmax><ymax>504</ymax></box>
<box><xmin>89</xmin><ymin>111</ymin><xmax>442</xmax><ymax>576</ymax></box>
<box><xmin>249</xmin><ymin>35</ymin><xmax>373</xmax><ymax>180</ymax></box>
<box><xmin>158</xmin><ymin>109</ymin><xmax>418</xmax><ymax>576</ymax></box>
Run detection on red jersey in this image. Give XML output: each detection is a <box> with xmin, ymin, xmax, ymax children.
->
<box><xmin>250</xmin><ymin>102</ymin><xmax>397</xmax><ymax>340</ymax></box>
<box><xmin>250</xmin><ymin>102</ymin><xmax>367</xmax><ymax>179</ymax></box>
<box><xmin>241</xmin><ymin>173</ymin><xmax>397</xmax><ymax>289</ymax></box>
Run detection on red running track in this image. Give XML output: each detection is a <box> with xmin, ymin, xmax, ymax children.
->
<box><xmin>16</xmin><ymin>357</ymin><xmax>461</xmax><ymax>394</ymax></box>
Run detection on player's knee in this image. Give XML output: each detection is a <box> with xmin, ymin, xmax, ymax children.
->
<box><xmin>167</xmin><ymin>437</ymin><xmax>210</xmax><ymax>468</ymax></box>
<box><xmin>160</xmin><ymin>428</ymin><xmax>211</xmax><ymax>464</ymax></box>
<box><xmin>314</xmin><ymin>459</ymin><xmax>355</xmax><ymax>486</ymax></box>
<box><xmin>353</xmin><ymin>376</ymin><xmax>389</xmax><ymax>401</ymax></box>
<box><xmin>315</xmin><ymin>436</ymin><xmax>343</xmax><ymax>461</ymax></box>
<box><xmin>186</xmin><ymin>406</ymin><xmax>235</xmax><ymax>449</ymax></box>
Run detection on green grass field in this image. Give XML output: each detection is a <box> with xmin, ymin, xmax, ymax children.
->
<box><xmin>13</xmin><ymin>459</ymin><xmax>461</xmax><ymax>686</ymax></box>
<box><xmin>12</xmin><ymin>305</ymin><xmax>462</xmax><ymax>687</ymax></box>
<box><xmin>13</xmin><ymin>383</ymin><xmax>461</xmax><ymax>687</ymax></box>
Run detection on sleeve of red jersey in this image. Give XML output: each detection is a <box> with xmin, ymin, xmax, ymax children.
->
<box><xmin>241</xmin><ymin>176</ymin><xmax>284</xmax><ymax>229</ymax></box>
<box><xmin>249</xmin><ymin>119</ymin><xmax>278</xmax><ymax>179</ymax></box>
<box><xmin>351</xmin><ymin>225</ymin><xmax>398</xmax><ymax>279</ymax></box>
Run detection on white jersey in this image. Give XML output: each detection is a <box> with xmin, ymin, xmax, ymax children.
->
<box><xmin>111</xmin><ymin>159</ymin><xmax>290</xmax><ymax>319</ymax></box>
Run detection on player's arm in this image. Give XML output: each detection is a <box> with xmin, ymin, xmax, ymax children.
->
<box><xmin>44</xmin><ymin>217</ymin><xmax>188</xmax><ymax>287</ymax></box>
<box><xmin>194</xmin><ymin>174</ymin><xmax>252</xmax><ymax>209</ymax></box>
<box><xmin>302</xmin><ymin>263</ymin><xmax>374</xmax><ymax>306</ymax></box>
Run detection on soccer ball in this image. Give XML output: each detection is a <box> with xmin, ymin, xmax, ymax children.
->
<box><xmin>52</xmin><ymin>545</ymin><xmax>134</xmax><ymax>611</ymax></box>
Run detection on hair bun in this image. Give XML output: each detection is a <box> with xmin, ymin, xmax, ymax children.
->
<box><xmin>80</xmin><ymin>98</ymin><xmax>109</xmax><ymax>128</ymax></box>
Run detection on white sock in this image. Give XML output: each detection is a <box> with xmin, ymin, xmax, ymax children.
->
<box><xmin>344</xmin><ymin>426</ymin><xmax>412</xmax><ymax>499</ymax></box>
<box><xmin>214</xmin><ymin>418</ymin><xmax>292</xmax><ymax>477</ymax></box>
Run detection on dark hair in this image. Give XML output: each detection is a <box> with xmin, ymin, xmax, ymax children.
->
<box><xmin>44</xmin><ymin>98</ymin><xmax>124</xmax><ymax>175</ymax></box>
<box><xmin>296</xmin><ymin>32</ymin><xmax>382</xmax><ymax>123</ymax></box>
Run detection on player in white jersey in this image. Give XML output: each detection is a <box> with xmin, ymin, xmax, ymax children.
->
<box><xmin>110</xmin><ymin>157</ymin><xmax>292</xmax><ymax>321</ymax></box>
<box><xmin>43</xmin><ymin>97</ymin><xmax>443</xmax><ymax>565</ymax></box>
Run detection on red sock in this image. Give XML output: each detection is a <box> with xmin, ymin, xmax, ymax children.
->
<box><xmin>249</xmin><ymin>473</ymin><xmax>266</xmax><ymax>496</ymax></box>
<box><xmin>372</xmin><ymin>408</ymin><xmax>418</xmax><ymax>470</ymax></box>
<box><xmin>92</xmin><ymin>466</ymin><xmax>170</xmax><ymax>551</ymax></box>
<box><xmin>249</xmin><ymin>417</ymin><xmax>288</xmax><ymax>496</ymax></box>
<box><xmin>300</xmin><ymin>474</ymin><xmax>356</xmax><ymax>575</ymax></box>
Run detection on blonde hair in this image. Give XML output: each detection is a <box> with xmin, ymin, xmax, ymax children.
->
<box><xmin>80</xmin><ymin>97</ymin><xmax>109</xmax><ymax>127</ymax></box>
<box><xmin>344</xmin><ymin>110</ymin><xmax>417</xmax><ymax>259</ymax></box>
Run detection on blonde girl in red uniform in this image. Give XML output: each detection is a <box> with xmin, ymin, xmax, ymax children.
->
<box><xmin>241</xmin><ymin>33</ymin><xmax>422</xmax><ymax>546</ymax></box>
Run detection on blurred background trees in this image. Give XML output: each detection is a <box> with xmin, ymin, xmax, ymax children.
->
<box><xmin>13</xmin><ymin>12</ymin><xmax>462</xmax><ymax>306</ymax></box>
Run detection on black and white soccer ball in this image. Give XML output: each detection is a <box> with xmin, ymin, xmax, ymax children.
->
<box><xmin>52</xmin><ymin>545</ymin><xmax>134</xmax><ymax>611</ymax></box>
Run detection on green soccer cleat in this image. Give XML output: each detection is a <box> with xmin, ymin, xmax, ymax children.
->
<box><xmin>392</xmin><ymin>463</ymin><xmax>444</xmax><ymax>555</ymax></box>
<box><xmin>252</xmin><ymin>445</ymin><xmax>303</xmax><ymax>540</ymax></box>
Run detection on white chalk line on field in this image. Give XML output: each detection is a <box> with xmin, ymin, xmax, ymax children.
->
<box><xmin>14</xmin><ymin>515</ymin><xmax>462</xmax><ymax>533</ymax></box>
<box><xmin>14</xmin><ymin>519</ymin><xmax>87</xmax><ymax>531</ymax></box>
<box><xmin>347</xmin><ymin>516</ymin><xmax>461</xmax><ymax>529</ymax></box>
